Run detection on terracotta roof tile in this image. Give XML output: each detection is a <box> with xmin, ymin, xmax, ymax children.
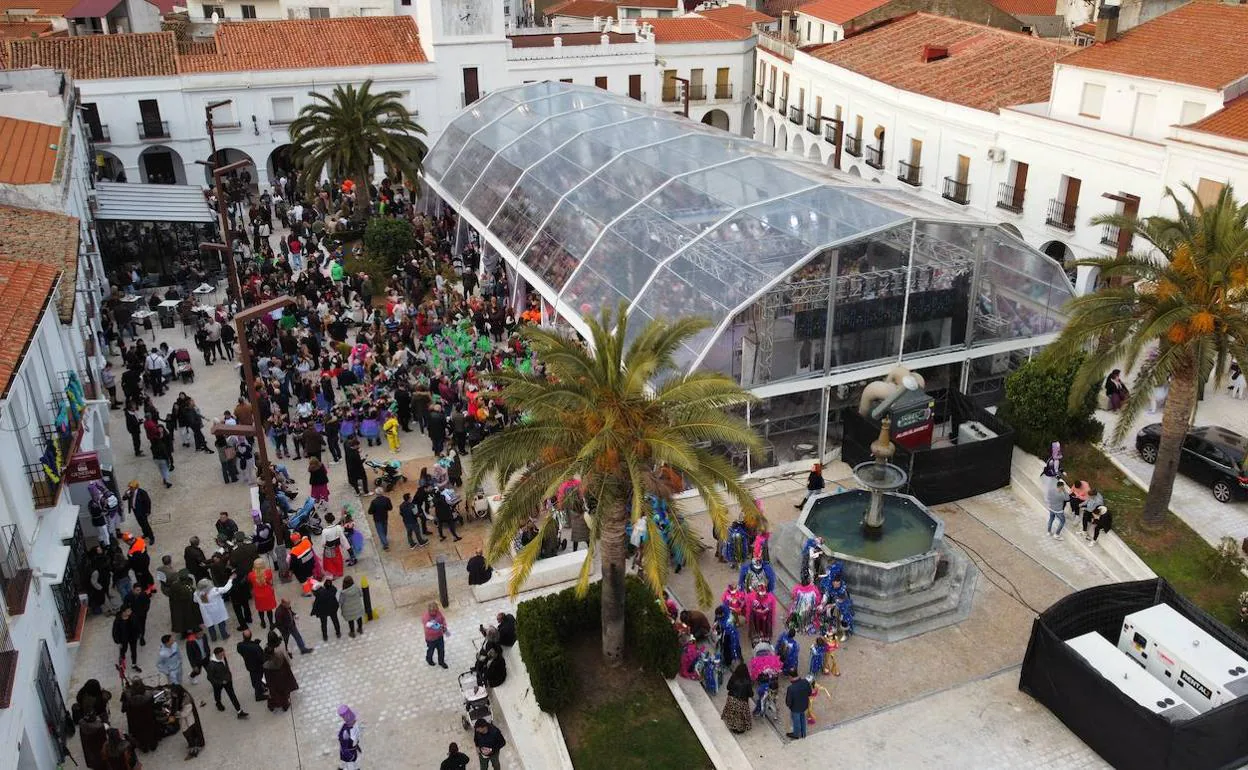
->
<box><xmin>0</xmin><ymin>116</ymin><xmax>60</xmax><ymax>185</ymax></box>
<box><xmin>0</xmin><ymin>205</ymin><xmax>79</xmax><ymax>324</ymax></box>
<box><xmin>509</xmin><ymin>31</ymin><xmax>636</xmax><ymax>47</ymax></box>
<box><xmin>7</xmin><ymin>31</ymin><xmax>178</xmax><ymax>78</ymax></box>
<box><xmin>643</xmin><ymin>16</ymin><xmax>755</xmax><ymax>42</ymax></box>
<box><xmin>807</xmin><ymin>13</ymin><xmax>1072</xmax><ymax>112</ymax></box>
<box><xmin>695</xmin><ymin>5</ymin><xmax>777</xmax><ymax>26</ymax></box>
<box><xmin>797</xmin><ymin>0</ymin><xmax>892</xmax><ymax>25</ymax></box>
<box><xmin>176</xmin><ymin>17</ymin><xmax>428</xmax><ymax>73</ymax></box>
<box><xmin>0</xmin><ymin>258</ymin><xmax>60</xmax><ymax>397</ymax></box>
<box><xmin>1185</xmin><ymin>94</ymin><xmax>1248</xmax><ymax>143</ymax></box>
<box><xmin>0</xmin><ymin>0</ymin><xmax>79</xmax><ymax>15</ymax></box>
<box><xmin>0</xmin><ymin>21</ymin><xmax>54</xmax><ymax>39</ymax></box>
<box><xmin>618</xmin><ymin>0</ymin><xmax>676</xmax><ymax>8</ymax></box>
<box><xmin>1060</xmin><ymin>3</ymin><xmax>1248</xmax><ymax>89</ymax></box>
<box><xmin>985</xmin><ymin>0</ymin><xmax>1056</xmax><ymax>16</ymax></box>
<box><xmin>544</xmin><ymin>0</ymin><xmax>618</xmax><ymax>17</ymax></box>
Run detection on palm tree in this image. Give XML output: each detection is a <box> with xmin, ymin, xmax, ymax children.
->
<box><xmin>1050</xmin><ymin>184</ymin><xmax>1248</xmax><ymax>527</ymax></box>
<box><xmin>288</xmin><ymin>80</ymin><xmax>427</xmax><ymax>221</ymax></box>
<box><xmin>468</xmin><ymin>305</ymin><xmax>762</xmax><ymax>664</ymax></box>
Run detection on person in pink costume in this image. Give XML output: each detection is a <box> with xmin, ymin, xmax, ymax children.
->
<box><xmin>789</xmin><ymin>580</ymin><xmax>822</xmax><ymax>634</ymax></box>
<box><xmin>747</xmin><ymin>584</ymin><xmax>777</xmax><ymax>643</ymax></box>
<box><xmin>680</xmin><ymin>641</ymin><xmax>701</xmax><ymax>679</ymax></box>
<box><xmin>722</xmin><ymin>584</ymin><xmax>747</xmax><ymax>627</ymax></box>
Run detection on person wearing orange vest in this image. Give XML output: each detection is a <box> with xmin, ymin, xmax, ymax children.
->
<box><xmin>122</xmin><ymin>532</ymin><xmax>155</xmax><ymax>592</ymax></box>
<box><xmin>288</xmin><ymin>534</ymin><xmax>316</xmax><ymax>590</ymax></box>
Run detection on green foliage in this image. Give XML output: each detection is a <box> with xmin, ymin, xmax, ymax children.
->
<box><xmin>998</xmin><ymin>352</ymin><xmax>1103</xmax><ymax>456</ymax></box>
<box><xmin>1203</xmin><ymin>536</ymin><xmax>1247</xmax><ymax>579</ymax></box>
<box><xmin>362</xmin><ymin>217</ymin><xmax>415</xmax><ymax>275</ymax></box>
<box><xmin>516</xmin><ymin>577</ymin><xmax>679</xmax><ymax>712</ymax></box>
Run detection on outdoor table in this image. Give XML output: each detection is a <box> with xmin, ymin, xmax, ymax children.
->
<box><xmin>157</xmin><ymin>299</ymin><xmax>180</xmax><ymax>329</ymax></box>
<box><xmin>132</xmin><ymin>309</ymin><xmax>157</xmax><ymax>340</ymax></box>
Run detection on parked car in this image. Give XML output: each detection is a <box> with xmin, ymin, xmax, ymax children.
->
<box><xmin>1135</xmin><ymin>424</ymin><xmax>1248</xmax><ymax>503</ymax></box>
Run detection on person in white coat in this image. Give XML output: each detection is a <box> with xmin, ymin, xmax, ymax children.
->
<box><xmin>194</xmin><ymin>577</ymin><xmax>234</xmax><ymax>641</ymax></box>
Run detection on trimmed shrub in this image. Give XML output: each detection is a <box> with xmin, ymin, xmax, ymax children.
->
<box><xmin>516</xmin><ymin>576</ymin><xmax>678</xmax><ymax>712</ymax></box>
<box><xmin>998</xmin><ymin>352</ymin><xmax>1103</xmax><ymax>457</ymax></box>
<box><xmin>361</xmin><ymin>216</ymin><xmax>414</xmax><ymax>275</ymax></box>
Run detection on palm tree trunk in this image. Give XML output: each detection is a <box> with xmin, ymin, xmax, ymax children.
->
<box><xmin>351</xmin><ymin>168</ymin><xmax>371</xmax><ymax>223</ymax></box>
<box><xmin>599</xmin><ymin>503</ymin><xmax>628</xmax><ymax>666</ymax></box>
<box><xmin>1142</xmin><ymin>362</ymin><xmax>1197</xmax><ymax>527</ymax></box>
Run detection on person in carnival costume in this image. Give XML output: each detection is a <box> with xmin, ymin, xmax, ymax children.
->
<box><xmin>722</xmin><ymin>583</ymin><xmax>747</xmax><ymax>627</ymax></box>
<box><xmin>775</xmin><ymin>628</ymin><xmax>800</xmax><ymax>677</ymax></box>
<box><xmin>747</xmin><ymin>583</ymin><xmax>777</xmax><ymax>643</ymax></box>
<box><xmin>737</xmin><ymin>539</ymin><xmax>775</xmax><ymax>593</ymax></box>
<box><xmin>789</xmin><ymin>578</ymin><xmax>822</xmax><ymax>635</ymax></box>
<box><xmin>337</xmin><ymin>704</ymin><xmax>362</xmax><ymax>770</ymax></box>
<box><xmin>713</xmin><ymin>605</ymin><xmax>742</xmax><ymax>672</ymax></box>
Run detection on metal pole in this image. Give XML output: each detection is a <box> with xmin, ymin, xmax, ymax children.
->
<box><xmin>435</xmin><ymin>555</ymin><xmax>449</xmax><ymax>608</ymax></box>
<box><xmin>897</xmin><ymin>222</ymin><xmax>919</xmax><ymax>363</ymax></box>
<box><xmin>205</xmin><ymin>100</ymin><xmax>242</xmax><ymax>307</ymax></box>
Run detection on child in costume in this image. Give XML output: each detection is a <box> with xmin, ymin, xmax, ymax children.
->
<box><xmin>800</xmin><ymin>537</ymin><xmax>826</xmax><ymax>585</ymax></box>
<box><xmin>775</xmin><ymin>629</ymin><xmax>800</xmax><ymax>677</ymax></box>
<box><xmin>748</xmin><ymin>643</ymin><xmax>782</xmax><ymax>716</ymax></box>
<box><xmin>789</xmin><ymin>579</ymin><xmax>822</xmax><ymax>635</ymax></box>
<box><xmin>804</xmin><ymin>676</ymin><xmax>832</xmax><ymax>725</ymax></box>
<box><xmin>722</xmin><ymin>584</ymin><xmax>747</xmax><ymax>627</ymax></box>
<box><xmin>680</xmin><ymin>641</ymin><xmax>700</xmax><ymax>680</ymax></box>
<box><xmin>809</xmin><ymin>635</ymin><xmax>840</xmax><ymax>677</ymax></box>
<box><xmin>713</xmin><ymin>606</ymin><xmax>741</xmax><ymax>672</ymax></box>
<box><xmin>382</xmin><ymin>414</ymin><xmax>400</xmax><ymax>453</ymax></box>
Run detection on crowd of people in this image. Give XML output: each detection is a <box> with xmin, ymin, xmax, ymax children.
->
<box><xmin>82</xmin><ymin>171</ymin><xmax>533</xmax><ymax>765</ymax></box>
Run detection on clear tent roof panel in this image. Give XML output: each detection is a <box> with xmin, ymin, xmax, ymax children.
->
<box><xmin>423</xmin><ymin>82</ymin><xmax>1076</xmax><ymax>370</ymax></box>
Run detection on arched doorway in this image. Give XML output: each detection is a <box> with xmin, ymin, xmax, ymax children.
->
<box><xmin>1041</xmin><ymin>240</ymin><xmax>1078</xmax><ymax>286</ymax></box>
<box><xmin>95</xmin><ymin>150</ymin><xmax>125</xmax><ymax>182</ymax></box>
<box><xmin>204</xmin><ymin>148</ymin><xmax>256</xmax><ymax>187</ymax></box>
<box><xmin>998</xmin><ymin>222</ymin><xmax>1023</xmax><ymax>239</ymax></box>
<box><xmin>847</xmin><ymin>166</ymin><xmax>861</xmax><ymax>178</ymax></box>
<box><xmin>764</xmin><ymin>116</ymin><xmax>776</xmax><ymax>147</ymax></box>
<box><xmin>138</xmin><ymin>145</ymin><xmax>186</xmax><ymax>184</ymax></box>
<box><xmin>753</xmin><ymin>108</ymin><xmax>764</xmax><ymax>140</ymax></box>
<box><xmin>791</xmin><ymin>133</ymin><xmax>805</xmax><ymax>157</ymax></box>
<box><xmin>268</xmin><ymin>144</ymin><xmax>294</xmax><ymax>186</ymax></box>
<box><xmin>807</xmin><ymin>142</ymin><xmax>822</xmax><ymax>163</ymax></box>
<box><xmin>701</xmin><ymin>109</ymin><xmax>730</xmax><ymax>132</ymax></box>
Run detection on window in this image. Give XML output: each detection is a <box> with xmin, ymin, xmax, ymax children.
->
<box><xmin>628</xmin><ymin>74</ymin><xmax>642</xmax><ymax>100</ymax></box>
<box><xmin>240</xmin><ymin>3</ymin><xmax>256</xmax><ymax>17</ymax></box>
<box><xmin>207</xmin><ymin>100</ymin><xmax>237</xmax><ymax>126</ymax></box>
<box><xmin>624</xmin><ymin>7</ymin><xmax>640</xmax><ymax>17</ymax></box>
<box><xmin>662</xmin><ymin>69</ymin><xmax>677</xmax><ymax>102</ymax></box>
<box><xmin>463</xmin><ymin>67</ymin><xmax>480</xmax><ymax>106</ymax></box>
<box><xmin>308</xmin><ymin>6</ymin><xmax>329</xmax><ymax>18</ymax></box>
<box><xmin>656</xmin><ymin>9</ymin><xmax>671</xmax><ymax>17</ymax></box>
<box><xmin>831</xmin><ymin>29</ymin><xmax>839</xmax><ymax>42</ymax></box>
<box><xmin>1130</xmin><ymin>93</ymin><xmax>1156</xmax><ymax>137</ymax></box>
<box><xmin>1197</xmin><ymin>177</ymin><xmax>1226</xmax><ymax>207</ymax></box>
<box><xmin>998</xmin><ymin>160</ymin><xmax>1027</xmax><ymax>212</ymax></box>
<box><xmin>595</xmin><ymin>76</ymin><xmax>608</xmax><ymax>90</ymax></box>
<box><xmin>1180</xmin><ymin>100</ymin><xmax>1205</xmax><ymax>125</ymax></box>
<box><xmin>394</xmin><ymin>90</ymin><xmax>410</xmax><ymax>109</ymax></box>
<box><xmin>270</xmin><ymin>96</ymin><xmax>295</xmax><ymax>124</ymax></box>
<box><xmin>806</xmin><ymin>21</ymin><xmax>811</xmax><ymax>40</ymax></box>
<box><xmin>715</xmin><ymin>67</ymin><xmax>729</xmax><ymax>99</ymax></box>
<box><xmin>401</xmin><ymin>0</ymin><xmax>410</xmax><ymax>5</ymax></box>
<box><xmin>559</xmin><ymin>78</ymin><xmax>572</xmax><ymax>84</ymax></box>
<box><xmin>202</xmin><ymin>3</ymin><xmax>224</xmax><ymax>17</ymax></box>
<box><xmin>1079</xmin><ymin>82</ymin><xmax>1105</xmax><ymax>118</ymax></box>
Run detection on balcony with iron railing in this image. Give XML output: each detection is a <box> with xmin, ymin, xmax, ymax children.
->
<box><xmin>777</xmin><ymin>95</ymin><xmax>788</xmax><ymax>114</ymax></box>
<box><xmin>805</xmin><ymin>114</ymin><xmax>820</xmax><ymax>135</ymax></box>
<box><xmin>53</xmin><ymin>523</ymin><xmax>85</xmax><ymax>643</ymax></box>
<box><xmin>0</xmin><ymin>525</ymin><xmax>31</xmax><ymax>618</ymax></box>
<box><xmin>823</xmin><ymin>122</ymin><xmax>840</xmax><ymax>144</ymax></box>
<box><xmin>997</xmin><ymin>182</ymin><xmax>1025</xmax><ymax>213</ymax></box>
<box><xmin>844</xmin><ymin>134</ymin><xmax>862</xmax><ymax>157</ymax></box>
<box><xmin>136</xmin><ymin>120</ymin><xmax>169</xmax><ymax>140</ymax></box>
<box><xmin>942</xmin><ymin>177</ymin><xmax>970</xmax><ymax>205</ymax></box>
<box><xmin>898</xmin><ymin>160</ymin><xmax>922</xmax><ymax>186</ymax></box>
<box><xmin>1046</xmin><ymin>198</ymin><xmax>1078</xmax><ymax>231</ymax></box>
<box><xmin>765</xmin><ymin>88</ymin><xmax>774</xmax><ymax>107</ymax></box>
<box><xmin>269</xmin><ymin>117</ymin><xmax>294</xmax><ymax>127</ymax></box>
<box><xmin>865</xmin><ymin>145</ymin><xmax>884</xmax><ymax>170</ymax></box>
<box><xmin>687</xmin><ymin>84</ymin><xmax>706</xmax><ymax>101</ymax></box>
<box><xmin>715</xmin><ymin>83</ymin><xmax>733</xmax><ymax>100</ymax></box>
<box><xmin>788</xmin><ymin>105</ymin><xmax>803</xmax><ymax>125</ymax></box>
<box><xmin>0</xmin><ymin>616</ymin><xmax>12</xmax><ymax>708</ymax></box>
<box><xmin>1100</xmin><ymin>222</ymin><xmax>1124</xmax><ymax>248</ymax></box>
<box><xmin>755</xmin><ymin>82</ymin><xmax>764</xmax><ymax>100</ymax></box>
<box><xmin>88</xmin><ymin>124</ymin><xmax>110</xmax><ymax>143</ymax></box>
<box><xmin>26</xmin><ymin>375</ymin><xmax>87</xmax><ymax>511</ymax></box>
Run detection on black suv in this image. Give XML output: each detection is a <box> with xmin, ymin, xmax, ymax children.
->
<box><xmin>1135</xmin><ymin>424</ymin><xmax>1248</xmax><ymax>503</ymax></box>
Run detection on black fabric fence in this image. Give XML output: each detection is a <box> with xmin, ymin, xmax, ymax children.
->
<box><xmin>840</xmin><ymin>390</ymin><xmax>1014</xmax><ymax>505</ymax></box>
<box><xmin>1019</xmin><ymin>578</ymin><xmax>1248</xmax><ymax>770</ymax></box>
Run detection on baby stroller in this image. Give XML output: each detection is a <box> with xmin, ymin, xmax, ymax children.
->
<box><xmin>288</xmin><ymin>496</ymin><xmax>325</xmax><ymax>536</ymax></box>
<box><xmin>173</xmin><ymin>349</ymin><xmax>194</xmax><ymax>383</ymax></box>
<box><xmin>458</xmin><ymin>670</ymin><xmax>492</xmax><ymax>730</ymax></box>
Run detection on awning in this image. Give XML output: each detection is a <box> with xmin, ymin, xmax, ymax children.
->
<box><xmin>94</xmin><ymin>181</ymin><xmax>215</xmax><ymax>224</ymax></box>
<box><xmin>66</xmin><ymin>0</ymin><xmax>122</xmax><ymax>17</ymax></box>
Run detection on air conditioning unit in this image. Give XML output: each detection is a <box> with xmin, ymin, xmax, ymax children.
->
<box><xmin>1067</xmin><ymin>632</ymin><xmax>1198</xmax><ymax>722</ymax></box>
<box><xmin>986</xmin><ymin>147</ymin><xmax>1006</xmax><ymax>162</ymax></box>
<box><xmin>1119</xmin><ymin>604</ymin><xmax>1248</xmax><ymax>713</ymax></box>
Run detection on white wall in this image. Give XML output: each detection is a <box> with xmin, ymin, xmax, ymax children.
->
<box><xmin>1049</xmin><ymin>64</ymin><xmax>1224</xmax><ymax>142</ymax></box>
<box><xmin>796</xmin><ymin>11</ymin><xmax>841</xmax><ymax>44</ymax></box>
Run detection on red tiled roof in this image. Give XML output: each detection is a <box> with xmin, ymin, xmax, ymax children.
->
<box><xmin>1072</xmin><ymin>21</ymin><xmax>1094</xmax><ymax>34</ymax></box>
<box><xmin>178</xmin><ymin>17</ymin><xmax>427</xmax><ymax>73</ymax></box>
<box><xmin>1185</xmin><ymin>95</ymin><xmax>1248</xmax><ymax>143</ymax></box>
<box><xmin>64</xmin><ymin>0</ymin><xmax>121</xmax><ymax>17</ymax></box>
<box><xmin>1060</xmin><ymin>3</ymin><xmax>1248</xmax><ymax>90</ymax></box>
<box><xmin>544</xmin><ymin>0</ymin><xmax>618</xmax><ymax>17</ymax></box>
<box><xmin>0</xmin><ymin>0</ymin><xmax>79</xmax><ymax>15</ymax></box>
<box><xmin>985</xmin><ymin>0</ymin><xmax>1056</xmax><ymax>16</ymax></box>
<box><xmin>644</xmin><ymin>16</ymin><xmax>755</xmax><ymax>42</ymax></box>
<box><xmin>0</xmin><ymin>204</ymin><xmax>79</xmax><ymax>324</ymax></box>
<box><xmin>0</xmin><ymin>21</ymin><xmax>54</xmax><ymax>39</ymax></box>
<box><xmin>6</xmin><ymin>31</ymin><xmax>178</xmax><ymax>78</ymax></box>
<box><xmin>807</xmin><ymin>13</ymin><xmax>1072</xmax><ymax>112</ymax></box>
<box><xmin>618</xmin><ymin>0</ymin><xmax>676</xmax><ymax>7</ymax></box>
<box><xmin>695</xmin><ymin>4</ymin><xmax>777</xmax><ymax>26</ymax></box>
<box><xmin>797</xmin><ymin>0</ymin><xmax>891</xmax><ymax>25</ymax></box>
<box><xmin>509</xmin><ymin>30</ymin><xmax>636</xmax><ymax>47</ymax></box>
<box><xmin>0</xmin><ymin>258</ymin><xmax>60</xmax><ymax>397</ymax></box>
<box><xmin>0</xmin><ymin>116</ymin><xmax>60</xmax><ymax>185</ymax></box>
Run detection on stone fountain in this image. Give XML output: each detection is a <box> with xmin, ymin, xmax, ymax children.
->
<box><xmin>772</xmin><ymin>366</ymin><xmax>979</xmax><ymax>642</ymax></box>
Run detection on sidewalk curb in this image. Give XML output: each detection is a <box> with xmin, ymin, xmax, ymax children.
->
<box><xmin>666</xmin><ymin>676</ymin><xmax>754</xmax><ymax>770</ymax></box>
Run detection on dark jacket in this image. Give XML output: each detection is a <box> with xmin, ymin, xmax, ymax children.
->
<box><xmin>440</xmin><ymin>751</ymin><xmax>470</xmax><ymax>770</ymax></box>
<box><xmin>236</xmin><ymin>639</ymin><xmax>265</xmax><ymax>672</ymax></box>
<box><xmin>473</xmin><ymin>724</ymin><xmax>507</xmax><ymax>755</ymax></box>
<box><xmin>311</xmin><ymin>584</ymin><xmax>339</xmax><ymax>618</ymax></box>
<box><xmin>126</xmin><ymin>487</ymin><xmax>151</xmax><ymax>519</ymax></box>
<box><xmin>185</xmin><ymin>636</ymin><xmax>210</xmax><ymax>671</ymax></box>
<box><xmin>497</xmin><ymin>613</ymin><xmax>517</xmax><ymax>647</ymax></box>
<box><xmin>784</xmin><ymin>677</ymin><xmax>813</xmax><ymax>713</ymax></box>
<box><xmin>204</xmin><ymin>657</ymin><xmax>232</xmax><ymax>686</ymax></box>
<box><xmin>727</xmin><ymin>673</ymin><xmax>754</xmax><ymax>700</ymax></box>
<box><xmin>467</xmin><ymin>554</ymin><xmax>493</xmax><ymax>586</ymax></box>
<box><xmin>111</xmin><ymin>613</ymin><xmax>139</xmax><ymax>644</ymax></box>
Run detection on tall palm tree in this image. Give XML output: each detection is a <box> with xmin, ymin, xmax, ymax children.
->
<box><xmin>468</xmin><ymin>305</ymin><xmax>762</xmax><ymax>664</ymax></box>
<box><xmin>1050</xmin><ymin>184</ymin><xmax>1248</xmax><ymax>527</ymax></box>
<box><xmin>288</xmin><ymin>80</ymin><xmax>427</xmax><ymax>221</ymax></box>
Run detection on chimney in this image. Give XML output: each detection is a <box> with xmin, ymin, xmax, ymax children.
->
<box><xmin>921</xmin><ymin>44</ymin><xmax>948</xmax><ymax>63</ymax></box>
<box><xmin>1094</xmin><ymin>3</ymin><xmax>1119</xmax><ymax>43</ymax></box>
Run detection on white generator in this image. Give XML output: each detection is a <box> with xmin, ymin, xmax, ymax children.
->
<box><xmin>1067</xmin><ymin>632</ymin><xmax>1198</xmax><ymax>721</ymax></box>
<box><xmin>1118</xmin><ymin>604</ymin><xmax>1248</xmax><ymax>713</ymax></box>
<box><xmin>957</xmin><ymin>420</ymin><xmax>998</xmax><ymax>444</ymax></box>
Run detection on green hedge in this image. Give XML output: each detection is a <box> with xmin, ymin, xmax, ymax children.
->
<box><xmin>997</xmin><ymin>352</ymin><xmax>1103</xmax><ymax>457</ymax></box>
<box><xmin>516</xmin><ymin>577</ymin><xmax>678</xmax><ymax>713</ymax></box>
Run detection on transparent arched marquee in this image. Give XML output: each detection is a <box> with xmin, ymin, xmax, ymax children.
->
<box><xmin>424</xmin><ymin>81</ymin><xmax>1074</xmax><ymax>388</ymax></box>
